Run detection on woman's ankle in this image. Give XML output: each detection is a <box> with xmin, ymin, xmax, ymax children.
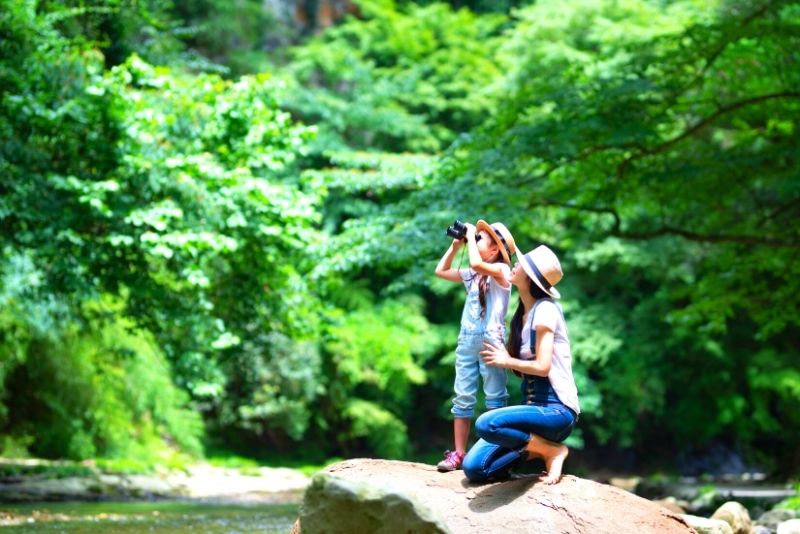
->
<box><xmin>525</xmin><ymin>433</ymin><xmax>561</xmax><ymax>457</ymax></box>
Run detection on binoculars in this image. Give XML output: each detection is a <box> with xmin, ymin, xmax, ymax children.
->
<box><xmin>446</xmin><ymin>220</ymin><xmax>482</xmax><ymax>242</ymax></box>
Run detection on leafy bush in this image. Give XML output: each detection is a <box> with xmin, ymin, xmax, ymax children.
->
<box><xmin>283</xmin><ymin>0</ymin><xmax>506</xmax><ymax>153</ymax></box>
<box><xmin>321</xmin><ymin>296</ymin><xmax>442</xmax><ymax>457</ymax></box>
<box><xmin>1</xmin><ymin>2</ymin><xmax>325</xmax><ymax>452</ymax></box>
<box><xmin>2</xmin><ymin>302</ymin><xmax>203</xmax><ymax>461</ymax></box>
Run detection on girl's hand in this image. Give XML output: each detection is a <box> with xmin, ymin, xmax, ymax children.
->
<box><xmin>480</xmin><ymin>341</ymin><xmax>511</xmax><ymax>368</ymax></box>
<box><xmin>464</xmin><ymin>223</ymin><xmax>477</xmax><ymax>240</ymax></box>
<box><xmin>451</xmin><ymin>238</ymin><xmax>464</xmax><ymax>249</ymax></box>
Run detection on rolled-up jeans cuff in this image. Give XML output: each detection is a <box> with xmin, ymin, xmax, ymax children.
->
<box><xmin>484</xmin><ymin>399</ymin><xmax>507</xmax><ymax>410</ymax></box>
<box><xmin>451</xmin><ymin>406</ymin><xmax>474</xmax><ymax>418</ymax></box>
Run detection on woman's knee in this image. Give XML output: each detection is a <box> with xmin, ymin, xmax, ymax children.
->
<box><xmin>551</xmin><ymin>420</ymin><xmax>576</xmax><ymax>443</ymax></box>
<box><xmin>474</xmin><ymin>412</ymin><xmax>496</xmax><ymax>440</ymax></box>
<box><xmin>462</xmin><ymin>454</ymin><xmax>487</xmax><ymax>482</ymax></box>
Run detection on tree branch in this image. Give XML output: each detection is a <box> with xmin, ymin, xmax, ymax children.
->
<box><xmin>512</xmin><ymin>142</ymin><xmax>640</xmax><ymax>188</ymax></box>
<box><xmin>530</xmin><ymin>199</ymin><xmax>621</xmax><ymax>229</ymax></box>
<box><xmin>612</xmin><ymin>226</ymin><xmax>800</xmax><ymax>248</ymax></box>
<box><xmin>692</xmin><ymin>1</ymin><xmax>775</xmax><ymax>83</ymax></box>
<box><xmin>530</xmin><ymin>199</ymin><xmax>800</xmax><ymax>248</ymax></box>
<box><xmin>617</xmin><ymin>91</ymin><xmax>800</xmax><ymax>178</ymax></box>
<box><xmin>759</xmin><ymin>196</ymin><xmax>800</xmax><ymax>227</ymax></box>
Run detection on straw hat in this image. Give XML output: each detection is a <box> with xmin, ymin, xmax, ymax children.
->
<box><xmin>476</xmin><ymin>220</ymin><xmax>516</xmax><ymax>265</ymax></box>
<box><xmin>519</xmin><ymin>245</ymin><xmax>563</xmax><ymax>298</ymax></box>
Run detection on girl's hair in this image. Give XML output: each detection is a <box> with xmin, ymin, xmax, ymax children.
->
<box><xmin>467</xmin><ymin>249</ymin><xmax>503</xmax><ymax>318</ymax></box>
<box><xmin>507</xmin><ymin>279</ymin><xmax>552</xmax><ymax>359</ymax></box>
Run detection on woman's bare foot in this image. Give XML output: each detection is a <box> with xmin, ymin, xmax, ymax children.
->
<box><xmin>539</xmin><ymin>445</ymin><xmax>568</xmax><ymax>484</ymax></box>
<box><xmin>524</xmin><ymin>434</ymin><xmax>569</xmax><ymax>485</ymax></box>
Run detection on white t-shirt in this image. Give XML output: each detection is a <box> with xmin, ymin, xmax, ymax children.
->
<box><xmin>458</xmin><ymin>266</ymin><xmax>511</xmax><ymax>339</ymax></box>
<box><xmin>520</xmin><ymin>299</ymin><xmax>580</xmax><ymax>415</ymax></box>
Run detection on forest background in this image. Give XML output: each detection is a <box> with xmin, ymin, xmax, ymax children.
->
<box><xmin>1</xmin><ymin>0</ymin><xmax>798</xmax><ymax>479</ymax></box>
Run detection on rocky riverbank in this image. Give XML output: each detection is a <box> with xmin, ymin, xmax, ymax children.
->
<box><xmin>3</xmin><ymin>457</ymin><xmax>798</xmax><ymax>533</ymax></box>
<box><xmin>0</xmin><ymin>458</ymin><xmax>310</xmax><ymax>504</ymax></box>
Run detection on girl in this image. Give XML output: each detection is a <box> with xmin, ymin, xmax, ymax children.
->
<box><xmin>462</xmin><ymin>245</ymin><xmax>579</xmax><ymax>484</ymax></box>
<box><xmin>434</xmin><ymin>220</ymin><xmax>517</xmax><ymax>472</ymax></box>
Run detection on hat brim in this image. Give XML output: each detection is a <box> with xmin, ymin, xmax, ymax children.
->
<box><xmin>476</xmin><ymin>220</ymin><xmax>512</xmax><ymax>265</ymax></box>
<box><xmin>520</xmin><ymin>254</ymin><xmax>561</xmax><ymax>299</ymax></box>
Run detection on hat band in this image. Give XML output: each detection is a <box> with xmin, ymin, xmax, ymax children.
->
<box><xmin>491</xmin><ymin>225</ymin><xmax>512</xmax><ymax>259</ymax></box>
<box><xmin>523</xmin><ymin>253</ymin><xmax>552</xmax><ymax>290</ymax></box>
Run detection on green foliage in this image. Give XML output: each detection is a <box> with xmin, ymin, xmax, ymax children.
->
<box><xmin>303</xmin><ymin>151</ymin><xmax>435</xmax><ymax>275</ymax></box>
<box><xmin>2</xmin><ymin>306</ymin><xmax>203</xmax><ymax>461</ymax></box>
<box><xmin>0</xmin><ymin>251</ymin><xmax>70</xmax><ymax>430</ymax></box>
<box><xmin>318</xmin><ymin>0</ymin><xmax>799</xmax><ymax>470</ymax></box>
<box><xmin>1</xmin><ymin>3</ymin><xmax>323</xmax><ymax>459</ymax></box>
<box><xmin>340</xmin><ymin>399</ymin><xmax>409</xmax><ymax>459</ymax></box>
<box><xmin>0</xmin><ymin>462</ymin><xmax>94</xmax><ymax>479</ymax></box>
<box><xmin>93</xmin><ymin>58</ymin><xmax>321</xmax><ymax>405</ymax></box>
<box><xmin>321</xmin><ymin>296</ymin><xmax>444</xmax><ymax>458</ymax></box>
<box><xmin>2</xmin><ymin>0</ymin><xmax>799</xmax><ymax>476</ymax></box>
<box><xmin>172</xmin><ymin>0</ymin><xmax>284</xmax><ymax>75</ymax></box>
<box><xmin>326</xmin><ymin>297</ymin><xmax>430</xmax><ymax>402</ymax></box>
<box><xmin>232</xmin><ymin>332</ymin><xmax>323</xmax><ymax>442</ymax></box>
<box><xmin>39</xmin><ymin>0</ymin><xmax>186</xmax><ymax>67</ymax></box>
<box><xmin>283</xmin><ymin>0</ymin><xmax>506</xmax><ymax>153</ymax></box>
<box><xmin>407</xmin><ymin>0</ymin><xmax>800</xmax><ymax>466</ymax></box>
<box><xmin>777</xmin><ymin>483</ymin><xmax>800</xmax><ymax>510</ymax></box>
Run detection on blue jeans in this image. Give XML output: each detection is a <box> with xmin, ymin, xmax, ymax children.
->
<box><xmin>462</xmin><ymin>403</ymin><xmax>576</xmax><ymax>482</ymax></box>
<box><xmin>451</xmin><ymin>332</ymin><xmax>508</xmax><ymax>418</ymax></box>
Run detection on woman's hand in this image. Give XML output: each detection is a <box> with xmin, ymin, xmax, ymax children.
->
<box><xmin>480</xmin><ymin>340</ymin><xmax>511</xmax><ymax>368</ymax></box>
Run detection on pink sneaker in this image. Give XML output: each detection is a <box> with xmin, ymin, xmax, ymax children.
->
<box><xmin>437</xmin><ymin>450</ymin><xmax>465</xmax><ymax>472</ymax></box>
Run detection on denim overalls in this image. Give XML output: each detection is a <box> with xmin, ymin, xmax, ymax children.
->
<box><xmin>517</xmin><ymin>374</ymin><xmax>576</xmax><ymax>443</ymax></box>
<box><xmin>451</xmin><ymin>269</ymin><xmax>510</xmax><ymax>418</ymax></box>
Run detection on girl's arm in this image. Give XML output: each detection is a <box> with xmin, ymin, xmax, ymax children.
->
<box><xmin>434</xmin><ymin>239</ymin><xmax>465</xmax><ymax>283</ymax></box>
<box><xmin>479</xmin><ymin>326</ymin><xmax>554</xmax><ymax>377</ymax></box>
<box><xmin>464</xmin><ymin>224</ymin><xmax>510</xmax><ymax>288</ymax></box>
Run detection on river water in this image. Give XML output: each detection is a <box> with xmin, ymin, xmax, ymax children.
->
<box><xmin>0</xmin><ymin>500</ymin><xmax>299</xmax><ymax>533</ymax></box>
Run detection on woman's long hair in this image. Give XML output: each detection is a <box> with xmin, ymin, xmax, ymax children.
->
<box><xmin>507</xmin><ymin>279</ymin><xmax>552</xmax><ymax>359</ymax></box>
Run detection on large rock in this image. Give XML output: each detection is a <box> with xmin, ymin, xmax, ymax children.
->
<box><xmin>295</xmin><ymin>459</ymin><xmax>697</xmax><ymax>533</ymax></box>
<box><xmin>711</xmin><ymin>501</ymin><xmax>751</xmax><ymax>534</ymax></box>
<box><xmin>758</xmin><ymin>509</ymin><xmax>798</xmax><ymax>531</ymax></box>
<box><xmin>681</xmin><ymin>514</ymin><xmax>734</xmax><ymax>534</ymax></box>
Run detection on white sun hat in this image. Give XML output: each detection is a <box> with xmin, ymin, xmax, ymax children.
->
<box><xmin>519</xmin><ymin>245</ymin><xmax>563</xmax><ymax>298</ymax></box>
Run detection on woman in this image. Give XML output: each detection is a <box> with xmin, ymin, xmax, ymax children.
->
<box><xmin>462</xmin><ymin>245</ymin><xmax>579</xmax><ymax>484</ymax></box>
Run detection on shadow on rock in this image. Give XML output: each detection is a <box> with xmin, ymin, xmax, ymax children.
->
<box><xmin>465</xmin><ymin>475</ymin><xmax>539</xmax><ymax>513</ymax></box>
